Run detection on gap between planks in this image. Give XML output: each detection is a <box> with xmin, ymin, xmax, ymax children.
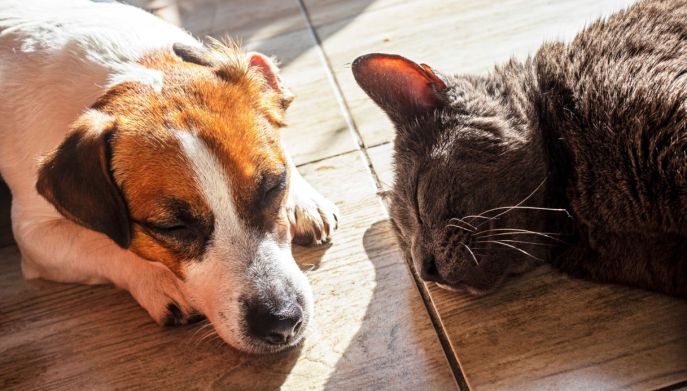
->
<box><xmin>296</xmin><ymin>1</ymin><xmax>468</xmax><ymax>388</ymax></box>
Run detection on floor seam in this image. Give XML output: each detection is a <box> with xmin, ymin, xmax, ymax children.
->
<box><xmin>296</xmin><ymin>1</ymin><xmax>468</xmax><ymax>388</ymax></box>
<box><xmin>295</xmin><ymin>0</ymin><xmax>385</xmax><ymax>190</ymax></box>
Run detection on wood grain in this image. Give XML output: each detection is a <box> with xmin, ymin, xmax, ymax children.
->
<box><xmin>210</xmin><ymin>0</ymin><xmax>306</xmax><ymax>43</ymax></box>
<box><xmin>244</xmin><ymin>30</ymin><xmax>359</xmax><ymax>166</ymax></box>
<box><xmin>149</xmin><ymin>0</ymin><xmax>218</xmax><ymax>36</ymax></box>
<box><xmin>367</xmin><ymin>141</ymin><xmax>687</xmax><ymax>390</ymax></box>
<box><xmin>5</xmin><ymin>0</ymin><xmax>685</xmax><ymax>389</ymax></box>
<box><xmin>112</xmin><ymin>2</ymin><xmax>361</xmax><ymax>168</ymax></box>
<box><xmin>302</xmin><ymin>0</ymin><xmax>405</xmax><ymax>28</ymax></box>
<box><xmin>0</xmin><ymin>151</ymin><xmax>456</xmax><ymax>390</ymax></box>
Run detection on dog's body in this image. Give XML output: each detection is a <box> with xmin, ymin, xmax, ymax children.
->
<box><xmin>0</xmin><ymin>0</ymin><xmax>338</xmax><ymax>353</ymax></box>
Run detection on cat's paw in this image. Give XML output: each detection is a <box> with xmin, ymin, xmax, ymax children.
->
<box><xmin>287</xmin><ymin>175</ymin><xmax>339</xmax><ymax>246</ymax></box>
<box><xmin>128</xmin><ymin>261</ymin><xmax>201</xmax><ymax>326</ymax></box>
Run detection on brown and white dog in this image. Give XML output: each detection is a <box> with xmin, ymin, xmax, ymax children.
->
<box><xmin>0</xmin><ymin>0</ymin><xmax>339</xmax><ymax>353</ymax></box>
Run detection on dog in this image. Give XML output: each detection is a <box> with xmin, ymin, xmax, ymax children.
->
<box><xmin>0</xmin><ymin>0</ymin><xmax>339</xmax><ymax>353</ymax></box>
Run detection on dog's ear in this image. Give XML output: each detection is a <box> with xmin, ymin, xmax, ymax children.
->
<box><xmin>36</xmin><ymin>111</ymin><xmax>131</xmax><ymax>248</ymax></box>
<box><xmin>248</xmin><ymin>52</ymin><xmax>295</xmax><ymax>110</ymax></box>
<box><xmin>174</xmin><ymin>43</ymin><xmax>295</xmax><ymax>110</ymax></box>
<box><xmin>173</xmin><ymin>43</ymin><xmax>217</xmax><ymax>67</ymax></box>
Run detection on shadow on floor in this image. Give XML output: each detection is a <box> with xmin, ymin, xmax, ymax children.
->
<box><xmin>0</xmin><ymin>241</ymin><xmax>332</xmax><ymax>389</ymax></box>
<box><xmin>321</xmin><ymin>219</ymin><xmax>457</xmax><ymax>389</ymax></box>
<box><xmin>125</xmin><ymin>0</ymin><xmax>378</xmax><ymax>68</ymax></box>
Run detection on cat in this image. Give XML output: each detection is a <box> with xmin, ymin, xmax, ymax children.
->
<box><xmin>352</xmin><ymin>0</ymin><xmax>687</xmax><ymax>298</ymax></box>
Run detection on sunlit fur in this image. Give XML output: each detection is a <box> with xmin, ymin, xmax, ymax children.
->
<box><xmin>0</xmin><ymin>0</ymin><xmax>339</xmax><ymax>352</ymax></box>
<box><xmin>357</xmin><ymin>0</ymin><xmax>687</xmax><ymax>298</ymax></box>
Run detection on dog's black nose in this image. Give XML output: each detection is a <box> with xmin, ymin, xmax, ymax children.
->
<box><xmin>246</xmin><ymin>300</ymin><xmax>303</xmax><ymax>345</ymax></box>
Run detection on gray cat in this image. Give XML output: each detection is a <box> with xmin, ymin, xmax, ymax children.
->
<box><xmin>353</xmin><ymin>0</ymin><xmax>687</xmax><ymax>298</ymax></box>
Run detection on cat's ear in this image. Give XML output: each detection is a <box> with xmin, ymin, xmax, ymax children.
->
<box><xmin>352</xmin><ymin>53</ymin><xmax>447</xmax><ymax>121</ymax></box>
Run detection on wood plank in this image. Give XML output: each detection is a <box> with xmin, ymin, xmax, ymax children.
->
<box><xmin>367</xmin><ymin>142</ymin><xmax>393</xmax><ymax>193</ymax></box>
<box><xmin>210</xmin><ymin>0</ymin><xmax>307</xmax><ymax>43</ymax></box>
<box><xmin>244</xmin><ymin>30</ymin><xmax>359</xmax><ymax>166</ymax></box>
<box><xmin>0</xmin><ymin>151</ymin><xmax>456</xmax><ymax>390</ymax></box>
<box><xmin>146</xmin><ymin>2</ymin><xmax>360</xmax><ymax>166</ymax></box>
<box><xmin>148</xmin><ymin>0</ymin><xmax>218</xmax><ymax>36</ymax></box>
<box><xmin>302</xmin><ymin>0</ymin><xmax>405</xmax><ymax>28</ymax></box>
<box><xmin>311</xmin><ymin>0</ymin><xmax>636</xmax><ymax>147</ymax></box>
<box><xmin>134</xmin><ymin>0</ymin><xmax>307</xmax><ymax>42</ymax></box>
<box><xmin>367</xmin><ymin>142</ymin><xmax>687</xmax><ymax>390</ymax></box>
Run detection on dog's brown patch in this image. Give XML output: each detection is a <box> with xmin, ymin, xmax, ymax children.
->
<box><xmin>41</xmin><ymin>42</ymin><xmax>292</xmax><ymax>278</ymax></box>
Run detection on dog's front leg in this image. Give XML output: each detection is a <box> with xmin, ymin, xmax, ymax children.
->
<box><xmin>286</xmin><ymin>157</ymin><xmax>340</xmax><ymax>245</ymax></box>
<box><xmin>15</xmin><ymin>214</ymin><xmax>198</xmax><ymax>325</ymax></box>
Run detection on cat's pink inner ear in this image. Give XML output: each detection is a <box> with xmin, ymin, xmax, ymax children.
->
<box><xmin>248</xmin><ymin>52</ymin><xmax>295</xmax><ymax>107</ymax></box>
<box><xmin>352</xmin><ymin>53</ymin><xmax>447</xmax><ymax>114</ymax></box>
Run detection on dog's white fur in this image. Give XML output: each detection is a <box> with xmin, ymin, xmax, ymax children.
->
<box><xmin>0</xmin><ymin>0</ymin><xmax>337</xmax><ymax>352</ymax></box>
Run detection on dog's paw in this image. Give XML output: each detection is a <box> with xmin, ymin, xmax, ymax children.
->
<box><xmin>287</xmin><ymin>176</ymin><xmax>340</xmax><ymax>246</ymax></box>
<box><xmin>128</xmin><ymin>262</ymin><xmax>201</xmax><ymax>326</ymax></box>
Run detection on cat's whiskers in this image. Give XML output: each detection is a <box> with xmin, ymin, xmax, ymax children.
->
<box><xmin>477</xmin><ymin>239</ymin><xmax>544</xmax><ymax>262</ymax></box>
<box><xmin>463</xmin><ymin>176</ymin><xmax>548</xmax><ymax>229</ymax></box>
<box><xmin>449</xmin><ymin>217</ymin><xmax>477</xmax><ymax>230</ymax></box>
<box><xmin>474</xmin><ymin>228</ymin><xmax>566</xmax><ymax>243</ymax></box>
<box><xmin>475</xmin><ymin>205</ymin><xmax>571</xmax><ymax>218</ymax></box>
<box><xmin>460</xmin><ymin>243</ymin><xmax>479</xmax><ymax>265</ymax></box>
<box><xmin>459</xmin><ymin>215</ymin><xmax>493</xmax><ymax>221</ymax></box>
<box><xmin>478</xmin><ymin>238</ymin><xmax>555</xmax><ymax>247</ymax></box>
<box><xmin>447</xmin><ymin>223</ymin><xmax>474</xmax><ymax>232</ymax></box>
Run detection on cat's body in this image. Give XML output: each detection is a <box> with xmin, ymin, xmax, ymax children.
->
<box><xmin>534</xmin><ymin>0</ymin><xmax>687</xmax><ymax>296</ymax></box>
<box><xmin>353</xmin><ymin>0</ymin><xmax>687</xmax><ymax>298</ymax></box>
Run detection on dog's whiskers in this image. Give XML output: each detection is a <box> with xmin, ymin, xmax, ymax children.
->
<box><xmin>190</xmin><ymin>320</ymin><xmax>215</xmax><ymax>346</ymax></box>
<box><xmin>198</xmin><ymin>328</ymin><xmax>219</xmax><ymax>345</ymax></box>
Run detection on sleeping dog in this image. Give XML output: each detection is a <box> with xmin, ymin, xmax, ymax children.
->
<box><xmin>0</xmin><ymin>0</ymin><xmax>339</xmax><ymax>353</ymax></box>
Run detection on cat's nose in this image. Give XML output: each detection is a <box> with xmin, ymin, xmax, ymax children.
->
<box><xmin>419</xmin><ymin>254</ymin><xmax>444</xmax><ymax>283</ymax></box>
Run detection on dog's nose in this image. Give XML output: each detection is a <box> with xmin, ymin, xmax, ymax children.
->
<box><xmin>246</xmin><ymin>301</ymin><xmax>303</xmax><ymax>345</ymax></box>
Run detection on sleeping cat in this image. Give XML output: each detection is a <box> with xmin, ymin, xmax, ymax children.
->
<box><xmin>353</xmin><ymin>0</ymin><xmax>687</xmax><ymax>298</ymax></box>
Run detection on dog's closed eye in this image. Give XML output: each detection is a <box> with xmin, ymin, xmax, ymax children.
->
<box><xmin>142</xmin><ymin>220</ymin><xmax>199</xmax><ymax>242</ymax></box>
<box><xmin>146</xmin><ymin>221</ymin><xmax>194</xmax><ymax>238</ymax></box>
<box><xmin>259</xmin><ymin>169</ymin><xmax>287</xmax><ymax>206</ymax></box>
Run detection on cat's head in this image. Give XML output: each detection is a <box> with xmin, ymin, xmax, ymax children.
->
<box><xmin>353</xmin><ymin>53</ymin><xmax>555</xmax><ymax>294</ymax></box>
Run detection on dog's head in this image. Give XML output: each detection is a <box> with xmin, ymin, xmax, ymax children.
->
<box><xmin>35</xmin><ymin>41</ymin><xmax>311</xmax><ymax>353</ymax></box>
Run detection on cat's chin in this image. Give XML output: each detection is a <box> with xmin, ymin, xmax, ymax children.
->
<box><xmin>435</xmin><ymin>282</ymin><xmax>488</xmax><ymax>296</ymax></box>
<box><xmin>435</xmin><ymin>283</ymin><xmax>460</xmax><ymax>292</ymax></box>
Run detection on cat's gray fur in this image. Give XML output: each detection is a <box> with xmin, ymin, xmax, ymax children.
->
<box><xmin>353</xmin><ymin>0</ymin><xmax>687</xmax><ymax>297</ymax></box>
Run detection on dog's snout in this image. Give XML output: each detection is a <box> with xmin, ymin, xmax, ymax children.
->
<box><xmin>246</xmin><ymin>300</ymin><xmax>303</xmax><ymax>345</ymax></box>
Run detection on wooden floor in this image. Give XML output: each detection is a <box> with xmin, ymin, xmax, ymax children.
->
<box><xmin>1</xmin><ymin>0</ymin><xmax>686</xmax><ymax>389</ymax></box>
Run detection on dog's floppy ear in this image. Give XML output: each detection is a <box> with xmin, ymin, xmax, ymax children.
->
<box><xmin>352</xmin><ymin>53</ymin><xmax>447</xmax><ymax>122</ymax></box>
<box><xmin>248</xmin><ymin>52</ymin><xmax>295</xmax><ymax>109</ymax></box>
<box><xmin>36</xmin><ymin>111</ymin><xmax>131</xmax><ymax>248</ymax></box>
<box><xmin>174</xmin><ymin>42</ymin><xmax>295</xmax><ymax>110</ymax></box>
